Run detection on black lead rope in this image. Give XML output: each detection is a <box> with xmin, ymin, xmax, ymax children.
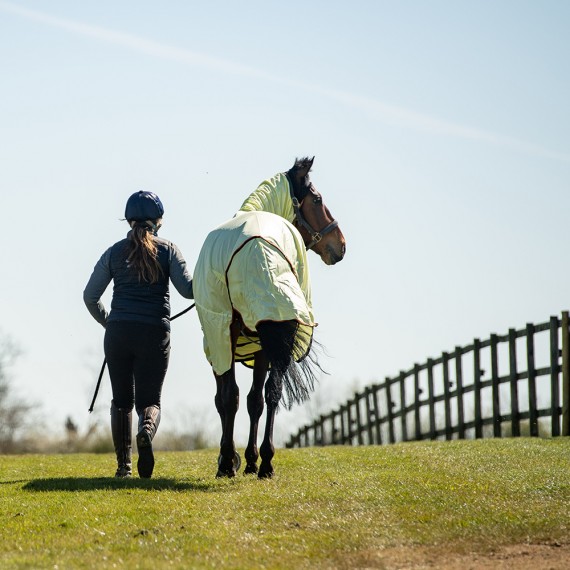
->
<box><xmin>170</xmin><ymin>303</ymin><xmax>196</xmax><ymax>321</ymax></box>
<box><xmin>88</xmin><ymin>303</ymin><xmax>196</xmax><ymax>413</ymax></box>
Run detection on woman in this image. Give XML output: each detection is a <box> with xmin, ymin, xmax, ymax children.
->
<box><xmin>83</xmin><ymin>190</ymin><xmax>194</xmax><ymax>478</ymax></box>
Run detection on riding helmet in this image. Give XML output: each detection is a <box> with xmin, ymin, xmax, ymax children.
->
<box><xmin>125</xmin><ymin>190</ymin><xmax>164</xmax><ymax>222</ymax></box>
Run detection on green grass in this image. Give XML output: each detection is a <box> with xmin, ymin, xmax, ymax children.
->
<box><xmin>1</xmin><ymin>438</ymin><xmax>570</xmax><ymax>569</ymax></box>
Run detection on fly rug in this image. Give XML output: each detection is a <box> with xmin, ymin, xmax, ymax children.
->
<box><xmin>193</xmin><ymin>157</ymin><xmax>346</xmax><ymax>478</ymax></box>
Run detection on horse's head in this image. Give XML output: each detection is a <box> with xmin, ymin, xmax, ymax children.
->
<box><xmin>287</xmin><ymin>157</ymin><xmax>346</xmax><ymax>266</ymax></box>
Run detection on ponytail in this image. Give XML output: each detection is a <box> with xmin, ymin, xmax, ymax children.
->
<box><xmin>126</xmin><ymin>221</ymin><xmax>164</xmax><ymax>283</ymax></box>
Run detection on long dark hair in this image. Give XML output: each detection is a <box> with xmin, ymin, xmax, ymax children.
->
<box><xmin>126</xmin><ymin>221</ymin><xmax>163</xmax><ymax>283</ymax></box>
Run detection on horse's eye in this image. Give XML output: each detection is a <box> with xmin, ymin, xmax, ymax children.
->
<box><xmin>313</xmin><ymin>196</ymin><xmax>322</xmax><ymax>204</ymax></box>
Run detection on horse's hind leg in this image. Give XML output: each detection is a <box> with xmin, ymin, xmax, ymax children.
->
<box><xmin>214</xmin><ymin>316</ymin><xmax>241</xmax><ymax>478</ymax></box>
<box><xmin>244</xmin><ymin>351</ymin><xmax>269</xmax><ymax>475</ymax></box>
<box><xmin>257</xmin><ymin>320</ymin><xmax>297</xmax><ymax>479</ymax></box>
<box><xmin>215</xmin><ymin>370</ymin><xmax>240</xmax><ymax>477</ymax></box>
<box><xmin>258</xmin><ymin>370</ymin><xmax>282</xmax><ymax>479</ymax></box>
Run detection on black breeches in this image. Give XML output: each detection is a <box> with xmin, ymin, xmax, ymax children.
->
<box><xmin>104</xmin><ymin>322</ymin><xmax>170</xmax><ymax>412</ymax></box>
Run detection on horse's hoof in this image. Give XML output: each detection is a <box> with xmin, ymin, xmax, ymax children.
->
<box><xmin>258</xmin><ymin>463</ymin><xmax>274</xmax><ymax>479</ymax></box>
<box><xmin>217</xmin><ymin>451</ymin><xmax>241</xmax><ymax>477</ymax></box>
<box><xmin>244</xmin><ymin>463</ymin><xmax>258</xmax><ymax>475</ymax></box>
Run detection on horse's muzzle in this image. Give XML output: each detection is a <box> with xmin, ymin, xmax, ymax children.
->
<box><xmin>326</xmin><ymin>243</ymin><xmax>346</xmax><ymax>265</ymax></box>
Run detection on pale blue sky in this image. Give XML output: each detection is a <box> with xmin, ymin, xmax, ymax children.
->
<box><xmin>1</xmin><ymin>1</ymin><xmax>569</xmax><ymax>445</ymax></box>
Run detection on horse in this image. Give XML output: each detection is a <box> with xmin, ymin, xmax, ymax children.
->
<box><xmin>193</xmin><ymin>157</ymin><xmax>346</xmax><ymax>478</ymax></box>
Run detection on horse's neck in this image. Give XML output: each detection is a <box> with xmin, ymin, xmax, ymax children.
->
<box><xmin>238</xmin><ymin>172</ymin><xmax>295</xmax><ymax>223</ymax></box>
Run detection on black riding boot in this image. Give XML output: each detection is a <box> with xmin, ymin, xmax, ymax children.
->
<box><xmin>110</xmin><ymin>401</ymin><xmax>132</xmax><ymax>478</ymax></box>
<box><xmin>136</xmin><ymin>405</ymin><xmax>161</xmax><ymax>478</ymax></box>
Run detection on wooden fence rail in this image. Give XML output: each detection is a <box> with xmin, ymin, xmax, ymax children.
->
<box><xmin>286</xmin><ymin>311</ymin><xmax>570</xmax><ymax>448</ymax></box>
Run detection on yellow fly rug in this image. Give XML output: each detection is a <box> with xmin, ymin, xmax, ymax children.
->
<box><xmin>193</xmin><ymin>172</ymin><xmax>317</xmax><ymax>393</ymax></box>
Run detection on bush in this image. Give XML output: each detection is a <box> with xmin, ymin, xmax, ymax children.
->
<box><xmin>0</xmin><ymin>333</ymin><xmax>35</xmax><ymax>453</ymax></box>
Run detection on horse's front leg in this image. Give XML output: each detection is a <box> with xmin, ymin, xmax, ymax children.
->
<box><xmin>214</xmin><ymin>370</ymin><xmax>240</xmax><ymax>477</ymax></box>
<box><xmin>244</xmin><ymin>350</ymin><xmax>268</xmax><ymax>475</ymax></box>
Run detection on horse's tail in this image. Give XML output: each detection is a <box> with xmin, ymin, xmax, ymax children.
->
<box><xmin>257</xmin><ymin>321</ymin><xmax>325</xmax><ymax>411</ymax></box>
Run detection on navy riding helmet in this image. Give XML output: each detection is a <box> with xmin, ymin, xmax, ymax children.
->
<box><xmin>125</xmin><ymin>190</ymin><xmax>164</xmax><ymax>222</ymax></box>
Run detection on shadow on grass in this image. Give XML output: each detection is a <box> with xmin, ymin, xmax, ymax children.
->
<box><xmin>22</xmin><ymin>477</ymin><xmax>219</xmax><ymax>492</ymax></box>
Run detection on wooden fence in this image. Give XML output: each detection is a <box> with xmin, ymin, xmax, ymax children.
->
<box><xmin>286</xmin><ymin>311</ymin><xmax>570</xmax><ymax>448</ymax></box>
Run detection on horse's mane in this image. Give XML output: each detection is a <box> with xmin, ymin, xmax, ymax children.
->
<box><xmin>239</xmin><ymin>157</ymin><xmax>314</xmax><ymax>222</ymax></box>
<box><xmin>287</xmin><ymin>157</ymin><xmax>314</xmax><ymax>202</ymax></box>
<box><xmin>290</xmin><ymin>156</ymin><xmax>313</xmax><ymax>172</ymax></box>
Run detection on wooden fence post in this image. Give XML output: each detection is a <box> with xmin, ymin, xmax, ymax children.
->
<box><xmin>455</xmin><ymin>347</ymin><xmax>465</xmax><ymax>439</ymax></box>
<box><xmin>562</xmin><ymin>311</ymin><xmax>570</xmax><ymax>436</ymax></box>
<box><xmin>364</xmin><ymin>387</ymin><xmax>374</xmax><ymax>444</ymax></box>
<box><xmin>318</xmin><ymin>415</ymin><xmax>325</xmax><ymax>446</ymax></box>
<box><xmin>526</xmin><ymin>323</ymin><xmax>538</xmax><ymax>437</ymax></box>
<box><xmin>339</xmin><ymin>405</ymin><xmax>346</xmax><ymax>444</ymax></box>
<box><xmin>427</xmin><ymin>359</ymin><xmax>436</xmax><ymax>439</ymax></box>
<box><xmin>549</xmin><ymin>316</ymin><xmax>560</xmax><ymax>437</ymax></box>
<box><xmin>355</xmin><ymin>395</ymin><xmax>364</xmax><ymax>445</ymax></box>
<box><xmin>474</xmin><ymin>339</ymin><xmax>483</xmax><ymax>439</ymax></box>
<box><xmin>442</xmin><ymin>352</ymin><xmax>452</xmax><ymax>440</ymax></box>
<box><xmin>372</xmin><ymin>385</ymin><xmax>382</xmax><ymax>445</ymax></box>
<box><xmin>301</xmin><ymin>426</ymin><xmax>308</xmax><ymax>447</ymax></box>
<box><xmin>399</xmin><ymin>372</ymin><xmax>408</xmax><ymax>442</ymax></box>
<box><xmin>345</xmin><ymin>404</ymin><xmax>352</xmax><ymax>445</ymax></box>
<box><xmin>386</xmin><ymin>380</ymin><xmax>396</xmax><ymax>444</ymax></box>
<box><xmin>413</xmin><ymin>364</ymin><xmax>422</xmax><ymax>440</ymax></box>
<box><xmin>490</xmin><ymin>334</ymin><xmax>501</xmax><ymax>437</ymax></box>
<box><xmin>508</xmin><ymin>328</ymin><xmax>520</xmax><ymax>437</ymax></box>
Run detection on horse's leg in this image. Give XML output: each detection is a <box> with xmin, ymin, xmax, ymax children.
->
<box><xmin>214</xmin><ymin>370</ymin><xmax>240</xmax><ymax>477</ymax></box>
<box><xmin>257</xmin><ymin>367</ymin><xmax>283</xmax><ymax>479</ymax></box>
<box><xmin>244</xmin><ymin>350</ymin><xmax>268</xmax><ymax>475</ymax></box>
<box><xmin>214</xmin><ymin>316</ymin><xmax>241</xmax><ymax>478</ymax></box>
<box><xmin>257</xmin><ymin>320</ymin><xmax>297</xmax><ymax>479</ymax></box>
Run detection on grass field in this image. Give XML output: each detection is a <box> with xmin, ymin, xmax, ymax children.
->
<box><xmin>1</xmin><ymin>438</ymin><xmax>570</xmax><ymax>569</ymax></box>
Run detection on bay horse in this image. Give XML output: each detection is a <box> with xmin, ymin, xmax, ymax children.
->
<box><xmin>193</xmin><ymin>157</ymin><xmax>346</xmax><ymax>478</ymax></box>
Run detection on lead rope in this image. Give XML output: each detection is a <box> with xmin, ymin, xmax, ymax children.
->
<box><xmin>88</xmin><ymin>303</ymin><xmax>196</xmax><ymax>412</ymax></box>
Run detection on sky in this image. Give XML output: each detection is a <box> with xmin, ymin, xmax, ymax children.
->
<box><xmin>1</xmin><ymin>1</ymin><xmax>569</xmax><ymax>447</ymax></box>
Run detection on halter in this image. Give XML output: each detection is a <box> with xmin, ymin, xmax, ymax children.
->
<box><xmin>285</xmin><ymin>173</ymin><xmax>339</xmax><ymax>250</ymax></box>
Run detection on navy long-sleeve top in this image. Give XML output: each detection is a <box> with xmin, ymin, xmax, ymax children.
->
<box><xmin>83</xmin><ymin>233</ymin><xmax>194</xmax><ymax>331</ymax></box>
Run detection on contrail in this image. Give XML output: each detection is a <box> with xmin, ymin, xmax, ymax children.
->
<box><xmin>1</xmin><ymin>1</ymin><xmax>568</xmax><ymax>163</ymax></box>
<box><xmin>0</xmin><ymin>1</ymin><xmax>271</xmax><ymax>80</ymax></box>
<box><xmin>311</xmin><ymin>87</ymin><xmax>570</xmax><ymax>163</ymax></box>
